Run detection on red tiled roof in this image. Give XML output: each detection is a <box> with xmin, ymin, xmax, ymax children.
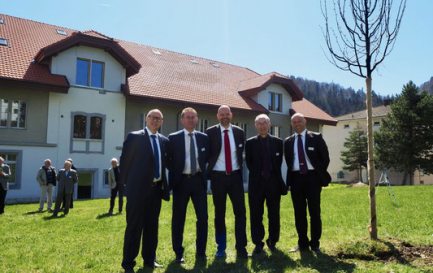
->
<box><xmin>292</xmin><ymin>98</ymin><xmax>337</xmax><ymax>126</ymax></box>
<box><xmin>0</xmin><ymin>14</ymin><xmax>332</xmax><ymax>120</ymax></box>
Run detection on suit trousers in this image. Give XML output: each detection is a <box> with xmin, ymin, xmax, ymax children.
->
<box><xmin>109</xmin><ymin>183</ymin><xmax>124</xmax><ymax>213</ymax></box>
<box><xmin>171</xmin><ymin>174</ymin><xmax>208</xmax><ymax>257</ymax></box>
<box><xmin>290</xmin><ymin>171</ymin><xmax>322</xmax><ymax>249</ymax></box>
<box><xmin>248</xmin><ymin>176</ymin><xmax>281</xmax><ymax>248</ymax></box>
<box><xmin>122</xmin><ymin>185</ymin><xmax>162</xmax><ymax>270</ymax></box>
<box><xmin>39</xmin><ymin>184</ymin><xmax>54</xmax><ymax>210</ymax></box>
<box><xmin>54</xmin><ymin>189</ymin><xmax>72</xmax><ymax>215</ymax></box>
<box><xmin>210</xmin><ymin>170</ymin><xmax>247</xmax><ymax>252</ymax></box>
<box><xmin>0</xmin><ymin>187</ymin><xmax>6</xmax><ymax>214</ymax></box>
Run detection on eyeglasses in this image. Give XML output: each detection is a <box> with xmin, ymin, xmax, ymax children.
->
<box><xmin>147</xmin><ymin>115</ymin><xmax>163</xmax><ymax>122</ymax></box>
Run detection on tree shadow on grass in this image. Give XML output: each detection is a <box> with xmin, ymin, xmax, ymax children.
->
<box><xmin>299</xmin><ymin>250</ymin><xmax>356</xmax><ymax>273</ymax></box>
<box><xmin>251</xmin><ymin>249</ymin><xmax>296</xmax><ymax>273</ymax></box>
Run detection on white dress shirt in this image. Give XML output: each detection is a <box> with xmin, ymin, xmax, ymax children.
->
<box><xmin>213</xmin><ymin>124</ymin><xmax>240</xmax><ymax>171</ymax></box>
<box><xmin>146</xmin><ymin>127</ymin><xmax>162</xmax><ymax>182</ymax></box>
<box><xmin>292</xmin><ymin>129</ymin><xmax>314</xmax><ymax>171</ymax></box>
<box><xmin>182</xmin><ymin>129</ymin><xmax>201</xmax><ymax>174</ymax></box>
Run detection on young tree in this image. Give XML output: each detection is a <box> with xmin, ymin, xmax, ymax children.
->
<box><xmin>375</xmin><ymin>82</ymin><xmax>433</xmax><ymax>185</ymax></box>
<box><xmin>321</xmin><ymin>0</ymin><xmax>406</xmax><ymax>239</ymax></box>
<box><xmin>341</xmin><ymin>129</ymin><xmax>368</xmax><ymax>182</ymax></box>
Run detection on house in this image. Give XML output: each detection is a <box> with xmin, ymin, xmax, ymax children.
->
<box><xmin>0</xmin><ymin>14</ymin><xmax>336</xmax><ymax>202</ymax></box>
<box><xmin>322</xmin><ymin>105</ymin><xmax>433</xmax><ymax>185</ymax></box>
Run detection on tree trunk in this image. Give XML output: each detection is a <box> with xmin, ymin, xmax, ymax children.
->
<box><xmin>359</xmin><ymin>167</ymin><xmax>363</xmax><ymax>183</ymax></box>
<box><xmin>366</xmin><ymin>77</ymin><xmax>378</xmax><ymax>240</ymax></box>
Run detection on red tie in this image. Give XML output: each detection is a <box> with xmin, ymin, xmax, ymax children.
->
<box><xmin>224</xmin><ymin>129</ymin><xmax>232</xmax><ymax>174</ymax></box>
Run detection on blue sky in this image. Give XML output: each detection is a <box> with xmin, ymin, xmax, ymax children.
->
<box><xmin>2</xmin><ymin>0</ymin><xmax>432</xmax><ymax>96</ymax></box>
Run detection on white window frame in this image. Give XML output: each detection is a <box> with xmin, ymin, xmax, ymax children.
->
<box><xmin>0</xmin><ymin>99</ymin><xmax>27</xmax><ymax>129</ymax></box>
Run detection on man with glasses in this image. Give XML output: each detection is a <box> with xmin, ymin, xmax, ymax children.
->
<box><xmin>120</xmin><ymin>109</ymin><xmax>170</xmax><ymax>272</ymax></box>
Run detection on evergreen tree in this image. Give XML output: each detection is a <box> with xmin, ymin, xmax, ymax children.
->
<box><xmin>340</xmin><ymin>128</ymin><xmax>368</xmax><ymax>182</ymax></box>
<box><xmin>375</xmin><ymin>81</ymin><xmax>433</xmax><ymax>184</ymax></box>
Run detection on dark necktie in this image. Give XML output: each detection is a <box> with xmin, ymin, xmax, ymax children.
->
<box><xmin>224</xmin><ymin>129</ymin><xmax>232</xmax><ymax>174</ymax></box>
<box><xmin>150</xmin><ymin>135</ymin><xmax>160</xmax><ymax>180</ymax></box>
<box><xmin>297</xmin><ymin>134</ymin><xmax>308</xmax><ymax>174</ymax></box>
<box><xmin>189</xmin><ymin>133</ymin><xmax>197</xmax><ymax>175</ymax></box>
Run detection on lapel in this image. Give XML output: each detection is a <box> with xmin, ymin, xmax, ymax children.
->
<box><xmin>142</xmin><ymin>129</ymin><xmax>154</xmax><ymax>162</ymax></box>
<box><xmin>216</xmin><ymin>125</ymin><xmax>222</xmax><ymax>152</ymax></box>
<box><xmin>194</xmin><ymin>132</ymin><xmax>203</xmax><ymax>163</ymax></box>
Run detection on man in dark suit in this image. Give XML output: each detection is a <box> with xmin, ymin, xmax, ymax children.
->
<box><xmin>120</xmin><ymin>109</ymin><xmax>170</xmax><ymax>272</ymax></box>
<box><xmin>206</xmin><ymin>105</ymin><xmax>248</xmax><ymax>259</ymax></box>
<box><xmin>53</xmin><ymin>160</ymin><xmax>78</xmax><ymax>217</ymax></box>
<box><xmin>246</xmin><ymin>114</ymin><xmax>286</xmax><ymax>256</ymax></box>
<box><xmin>0</xmin><ymin>156</ymin><xmax>11</xmax><ymax>215</ymax></box>
<box><xmin>284</xmin><ymin>113</ymin><xmax>331</xmax><ymax>253</ymax></box>
<box><xmin>168</xmin><ymin>107</ymin><xmax>209</xmax><ymax>264</ymax></box>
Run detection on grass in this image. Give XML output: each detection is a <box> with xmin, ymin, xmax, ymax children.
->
<box><xmin>0</xmin><ymin>184</ymin><xmax>432</xmax><ymax>273</ymax></box>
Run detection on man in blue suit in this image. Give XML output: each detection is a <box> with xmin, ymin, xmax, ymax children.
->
<box><xmin>120</xmin><ymin>109</ymin><xmax>170</xmax><ymax>272</ymax></box>
<box><xmin>168</xmin><ymin>107</ymin><xmax>209</xmax><ymax>264</ymax></box>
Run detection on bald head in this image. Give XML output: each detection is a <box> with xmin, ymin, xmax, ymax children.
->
<box><xmin>217</xmin><ymin>105</ymin><xmax>233</xmax><ymax>128</ymax></box>
<box><xmin>291</xmin><ymin>113</ymin><xmax>307</xmax><ymax>134</ymax></box>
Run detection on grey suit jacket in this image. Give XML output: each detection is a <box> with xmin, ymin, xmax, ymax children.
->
<box><xmin>56</xmin><ymin>169</ymin><xmax>78</xmax><ymax>194</ymax></box>
<box><xmin>0</xmin><ymin>163</ymin><xmax>11</xmax><ymax>191</ymax></box>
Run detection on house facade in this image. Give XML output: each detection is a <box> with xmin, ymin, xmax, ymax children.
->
<box><xmin>0</xmin><ymin>14</ymin><xmax>336</xmax><ymax>202</ymax></box>
<box><xmin>322</xmin><ymin>105</ymin><xmax>433</xmax><ymax>185</ymax></box>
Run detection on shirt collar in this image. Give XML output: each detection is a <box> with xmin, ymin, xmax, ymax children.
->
<box><xmin>183</xmin><ymin>128</ymin><xmax>196</xmax><ymax>135</ymax></box>
<box><xmin>220</xmin><ymin>124</ymin><xmax>232</xmax><ymax>133</ymax></box>
<box><xmin>297</xmin><ymin>129</ymin><xmax>307</xmax><ymax>138</ymax></box>
<box><xmin>145</xmin><ymin>127</ymin><xmax>158</xmax><ymax>137</ymax></box>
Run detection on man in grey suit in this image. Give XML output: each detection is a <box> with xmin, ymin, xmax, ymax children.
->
<box><xmin>121</xmin><ymin>109</ymin><xmax>170</xmax><ymax>272</ymax></box>
<box><xmin>0</xmin><ymin>156</ymin><xmax>11</xmax><ymax>215</ymax></box>
<box><xmin>53</xmin><ymin>160</ymin><xmax>78</xmax><ymax>217</ymax></box>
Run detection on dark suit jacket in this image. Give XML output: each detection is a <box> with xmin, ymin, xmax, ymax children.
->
<box><xmin>284</xmin><ymin>131</ymin><xmax>331</xmax><ymax>187</ymax></box>
<box><xmin>245</xmin><ymin>134</ymin><xmax>287</xmax><ymax>195</ymax></box>
<box><xmin>167</xmin><ymin>130</ymin><xmax>209</xmax><ymax>190</ymax></box>
<box><xmin>205</xmin><ymin>124</ymin><xmax>245</xmax><ymax>174</ymax></box>
<box><xmin>56</xmin><ymin>169</ymin><xmax>78</xmax><ymax>194</ymax></box>
<box><xmin>120</xmin><ymin>129</ymin><xmax>170</xmax><ymax>201</ymax></box>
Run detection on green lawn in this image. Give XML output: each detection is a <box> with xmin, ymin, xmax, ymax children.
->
<box><xmin>0</xmin><ymin>185</ymin><xmax>432</xmax><ymax>273</ymax></box>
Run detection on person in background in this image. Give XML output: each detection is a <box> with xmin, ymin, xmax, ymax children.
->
<box><xmin>36</xmin><ymin>159</ymin><xmax>57</xmax><ymax>212</ymax></box>
<box><xmin>53</xmin><ymin>160</ymin><xmax>78</xmax><ymax>217</ymax></box>
<box><xmin>0</xmin><ymin>156</ymin><xmax>11</xmax><ymax>215</ymax></box>
<box><xmin>108</xmin><ymin>157</ymin><xmax>123</xmax><ymax>215</ymax></box>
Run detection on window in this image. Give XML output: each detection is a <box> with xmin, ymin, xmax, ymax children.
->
<box><xmin>234</xmin><ymin>122</ymin><xmax>247</xmax><ymax>136</ymax></box>
<box><xmin>103</xmin><ymin>169</ymin><xmax>109</xmax><ymax>186</ymax></box>
<box><xmin>0</xmin><ymin>99</ymin><xmax>26</xmax><ymax>129</ymax></box>
<box><xmin>76</xmin><ymin>58</ymin><xmax>105</xmax><ymax>88</ymax></box>
<box><xmin>71</xmin><ymin>113</ymin><xmax>105</xmax><ymax>153</ymax></box>
<box><xmin>0</xmin><ymin>152</ymin><xmax>17</xmax><ymax>185</ymax></box>
<box><xmin>268</xmin><ymin>92</ymin><xmax>282</xmax><ymax>112</ymax></box>
<box><xmin>270</xmin><ymin>126</ymin><xmax>281</xmax><ymax>138</ymax></box>
<box><xmin>56</xmin><ymin>29</ymin><xmax>67</xmax><ymax>36</ymax></box>
<box><xmin>344</xmin><ymin>124</ymin><xmax>350</xmax><ymax>129</ymax></box>
<box><xmin>72</xmin><ymin>114</ymin><xmax>103</xmax><ymax>140</ymax></box>
<box><xmin>0</xmin><ymin>38</ymin><xmax>7</xmax><ymax>46</ymax></box>
<box><xmin>374</xmin><ymin>121</ymin><xmax>380</xmax><ymax>127</ymax></box>
<box><xmin>199</xmin><ymin>119</ymin><xmax>208</xmax><ymax>132</ymax></box>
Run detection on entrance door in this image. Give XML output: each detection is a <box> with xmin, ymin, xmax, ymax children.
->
<box><xmin>77</xmin><ymin>171</ymin><xmax>93</xmax><ymax>199</ymax></box>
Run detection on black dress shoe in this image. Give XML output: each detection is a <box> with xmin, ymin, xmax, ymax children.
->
<box><xmin>266</xmin><ymin>239</ymin><xmax>276</xmax><ymax>252</ymax></box>
<box><xmin>195</xmin><ymin>254</ymin><xmax>207</xmax><ymax>261</ymax></box>
<box><xmin>237</xmin><ymin>250</ymin><xmax>249</xmax><ymax>259</ymax></box>
<box><xmin>252</xmin><ymin>246</ymin><xmax>264</xmax><ymax>256</ymax></box>
<box><xmin>311</xmin><ymin>247</ymin><xmax>321</xmax><ymax>254</ymax></box>
<box><xmin>175</xmin><ymin>256</ymin><xmax>185</xmax><ymax>264</ymax></box>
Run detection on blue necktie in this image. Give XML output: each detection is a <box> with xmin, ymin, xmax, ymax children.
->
<box><xmin>150</xmin><ymin>135</ymin><xmax>160</xmax><ymax>180</ymax></box>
